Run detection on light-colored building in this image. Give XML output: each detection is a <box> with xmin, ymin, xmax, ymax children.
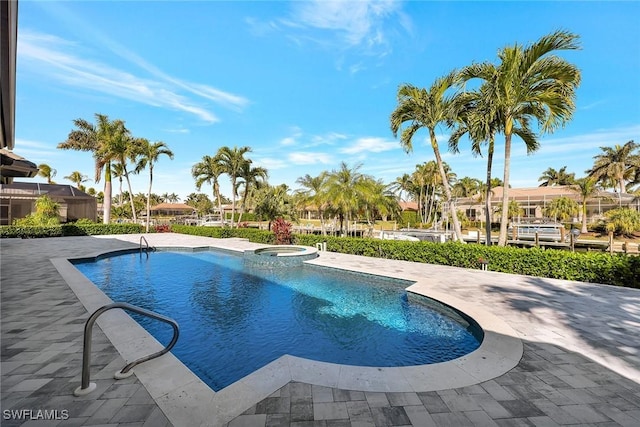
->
<box><xmin>456</xmin><ymin>185</ymin><xmax>638</xmax><ymax>223</ymax></box>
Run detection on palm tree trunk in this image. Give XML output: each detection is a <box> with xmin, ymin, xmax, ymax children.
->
<box><xmin>581</xmin><ymin>199</ymin><xmax>588</xmax><ymax>234</ymax></box>
<box><xmin>118</xmin><ymin>177</ymin><xmax>123</xmax><ymax>206</ymax></box>
<box><xmin>484</xmin><ymin>138</ymin><xmax>494</xmax><ymax>246</ymax></box>
<box><xmin>231</xmin><ymin>177</ymin><xmax>237</xmax><ymax>228</ymax></box>
<box><xmin>498</xmin><ymin>132</ymin><xmax>513</xmax><ymax>246</ymax></box>
<box><xmin>146</xmin><ymin>166</ymin><xmax>153</xmax><ymax>233</ymax></box>
<box><xmin>428</xmin><ymin>185</ymin><xmax>436</xmax><ymax>224</ymax></box>
<box><xmin>213</xmin><ymin>181</ymin><xmax>223</xmax><ymax>224</ymax></box>
<box><xmin>123</xmin><ymin>165</ymin><xmax>138</xmax><ymax>222</ymax></box>
<box><xmin>419</xmin><ymin>187</ymin><xmax>425</xmax><ymax>223</ymax></box>
<box><xmin>238</xmin><ymin>190</ymin><xmax>249</xmax><ymax>225</ymax></box>
<box><xmin>103</xmin><ymin>162</ymin><xmax>112</xmax><ymax>224</ymax></box>
<box><xmin>430</xmin><ymin>129</ymin><xmax>464</xmax><ymax>242</ymax></box>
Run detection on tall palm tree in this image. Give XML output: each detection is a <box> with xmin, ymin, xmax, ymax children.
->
<box><xmin>161</xmin><ymin>192</ymin><xmax>180</xmax><ymax>203</ymax></box>
<box><xmin>237</xmin><ymin>162</ymin><xmax>268</xmax><ymax>224</ymax></box>
<box><xmin>586</xmin><ymin>140</ymin><xmax>639</xmax><ymax>195</ymax></box>
<box><xmin>112</xmin><ymin>134</ymin><xmax>145</xmax><ymax>222</ymax></box>
<box><xmin>254</xmin><ymin>183</ymin><xmax>297</xmax><ymax>229</ymax></box>
<box><xmin>296</xmin><ymin>172</ymin><xmax>330</xmax><ymax>234</ymax></box>
<box><xmin>571</xmin><ymin>177</ymin><xmax>599</xmax><ymax>233</ymax></box>
<box><xmin>58</xmin><ymin>113</ymin><xmax>129</xmax><ymax>224</ymax></box>
<box><xmin>111</xmin><ymin>162</ymin><xmax>126</xmax><ymax>206</ymax></box>
<box><xmin>389</xmin><ymin>173</ymin><xmax>415</xmax><ymax>202</ymax></box>
<box><xmin>449</xmin><ymin>84</ymin><xmax>501</xmax><ymax>245</ymax></box>
<box><xmin>452</xmin><ymin>177</ymin><xmax>482</xmax><ymax>198</ymax></box>
<box><xmin>37</xmin><ymin>164</ymin><xmax>57</xmax><ymax>184</ymax></box>
<box><xmin>63</xmin><ymin>171</ymin><xmax>90</xmax><ymax>190</ymax></box>
<box><xmin>458</xmin><ymin>30</ymin><xmax>581</xmax><ymax>245</ymax></box>
<box><xmin>359</xmin><ymin>177</ymin><xmax>400</xmax><ymax>225</ymax></box>
<box><xmin>538</xmin><ymin>166</ymin><xmax>575</xmax><ymax>186</ymax></box>
<box><xmin>216</xmin><ymin>146</ymin><xmax>251</xmax><ymax>228</ymax></box>
<box><xmin>192</xmin><ymin>155</ymin><xmax>224</xmax><ymax>219</ymax></box>
<box><xmin>135</xmin><ymin>140</ymin><xmax>174</xmax><ymax>232</ymax></box>
<box><xmin>390</xmin><ymin>73</ymin><xmax>465</xmax><ymax>242</ymax></box>
<box><xmin>326</xmin><ymin>162</ymin><xmax>368</xmax><ymax>234</ymax></box>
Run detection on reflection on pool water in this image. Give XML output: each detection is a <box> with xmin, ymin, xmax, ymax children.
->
<box><xmin>73</xmin><ymin>249</ymin><xmax>482</xmax><ymax>391</ymax></box>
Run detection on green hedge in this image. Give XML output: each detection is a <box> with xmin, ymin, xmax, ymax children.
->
<box><xmin>170</xmin><ymin>224</ymin><xmax>275</xmax><ymax>244</ymax></box>
<box><xmin>0</xmin><ymin>223</ymin><xmax>144</xmax><ymax>238</ymax></box>
<box><xmin>292</xmin><ymin>234</ymin><xmax>639</xmax><ymax>288</ymax></box>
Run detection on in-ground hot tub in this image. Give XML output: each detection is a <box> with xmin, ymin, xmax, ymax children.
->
<box><xmin>243</xmin><ymin>245</ymin><xmax>318</xmax><ymax>267</ymax></box>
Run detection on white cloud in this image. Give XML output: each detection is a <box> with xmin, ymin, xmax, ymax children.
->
<box><xmin>280</xmin><ymin>126</ymin><xmax>304</xmax><ymax>145</ymax></box>
<box><xmin>18</xmin><ymin>30</ymin><xmax>248</xmax><ymax>123</ymax></box>
<box><xmin>255</xmin><ymin>157</ymin><xmax>289</xmax><ymax>170</ymax></box>
<box><xmin>288</xmin><ymin>152</ymin><xmax>333</xmax><ymax>164</ymax></box>
<box><xmin>308</xmin><ymin>132</ymin><xmax>348</xmax><ymax>147</ymax></box>
<box><xmin>289</xmin><ymin>0</ymin><xmax>400</xmax><ymax>50</ymax></box>
<box><xmin>163</xmin><ymin>128</ymin><xmax>190</xmax><ymax>134</ymax></box>
<box><xmin>339</xmin><ymin>137</ymin><xmax>398</xmax><ymax>154</ymax></box>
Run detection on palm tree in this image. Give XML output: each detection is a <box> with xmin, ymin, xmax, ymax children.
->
<box><xmin>586</xmin><ymin>140</ymin><xmax>639</xmax><ymax>195</ymax></box>
<box><xmin>390</xmin><ymin>73</ymin><xmax>465</xmax><ymax>242</ymax></box>
<box><xmin>296</xmin><ymin>172</ymin><xmax>330</xmax><ymax>234</ymax></box>
<box><xmin>216</xmin><ymin>146</ymin><xmax>251</xmax><ymax>227</ymax></box>
<box><xmin>192</xmin><ymin>155</ymin><xmax>224</xmax><ymax>220</ymax></box>
<box><xmin>58</xmin><ymin>113</ymin><xmax>130</xmax><ymax>224</ymax></box>
<box><xmin>538</xmin><ymin>166</ymin><xmax>575</xmax><ymax>186</ymax></box>
<box><xmin>135</xmin><ymin>140</ymin><xmax>174</xmax><ymax>232</ymax></box>
<box><xmin>413</xmin><ymin>161</ymin><xmax>443</xmax><ymax>224</ymax></box>
<box><xmin>325</xmin><ymin>162</ymin><xmax>369</xmax><ymax>234</ymax></box>
<box><xmin>389</xmin><ymin>174</ymin><xmax>415</xmax><ymax>202</ymax></box>
<box><xmin>571</xmin><ymin>177</ymin><xmax>599</xmax><ymax>233</ymax></box>
<box><xmin>495</xmin><ymin>200</ymin><xmax>523</xmax><ymax>222</ymax></box>
<box><xmin>237</xmin><ymin>162</ymin><xmax>268</xmax><ymax>224</ymax></box>
<box><xmin>452</xmin><ymin>177</ymin><xmax>482</xmax><ymax>198</ymax></box>
<box><xmin>64</xmin><ymin>171</ymin><xmax>90</xmax><ymax>191</ymax></box>
<box><xmin>254</xmin><ymin>184</ymin><xmax>297</xmax><ymax>229</ymax></box>
<box><xmin>161</xmin><ymin>192</ymin><xmax>180</xmax><ymax>203</ymax></box>
<box><xmin>359</xmin><ymin>177</ymin><xmax>400</xmax><ymax>226</ymax></box>
<box><xmin>544</xmin><ymin>196</ymin><xmax>578</xmax><ymax>222</ymax></box>
<box><xmin>112</xmin><ymin>134</ymin><xmax>145</xmax><ymax>222</ymax></box>
<box><xmin>37</xmin><ymin>164</ymin><xmax>56</xmax><ymax>184</ymax></box>
<box><xmin>449</xmin><ymin>84</ymin><xmax>500</xmax><ymax>245</ymax></box>
<box><xmin>111</xmin><ymin>162</ymin><xmax>126</xmax><ymax>206</ymax></box>
<box><xmin>458</xmin><ymin>30</ymin><xmax>581</xmax><ymax>245</ymax></box>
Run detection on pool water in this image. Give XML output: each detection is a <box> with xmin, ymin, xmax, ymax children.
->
<box><xmin>74</xmin><ymin>249</ymin><xmax>481</xmax><ymax>391</ymax></box>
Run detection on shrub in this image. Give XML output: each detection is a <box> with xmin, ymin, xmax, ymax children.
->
<box><xmin>291</xmin><ymin>234</ymin><xmax>638</xmax><ymax>288</ymax></box>
<box><xmin>0</xmin><ymin>223</ymin><xmax>144</xmax><ymax>238</ymax></box>
<box><xmin>170</xmin><ymin>224</ymin><xmax>275</xmax><ymax>244</ymax></box>
<box><xmin>604</xmin><ymin>208</ymin><xmax>640</xmax><ymax>237</ymax></box>
<box><xmin>153</xmin><ymin>224</ymin><xmax>171</xmax><ymax>233</ymax></box>
<box><xmin>272</xmin><ymin>218</ymin><xmax>292</xmax><ymax>244</ymax></box>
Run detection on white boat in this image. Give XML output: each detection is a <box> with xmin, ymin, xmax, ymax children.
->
<box><xmin>508</xmin><ymin>221</ymin><xmax>567</xmax><ymax>242</ymax></box>
<box><xmin>199</xmin><ymin>214</ymin><xmax>226</xmax><ymax>227</ymax></box>
<box><xmin>378</xmin><ymin>231</ymin><xmax>420</xmax><ymax>242</ymax></box>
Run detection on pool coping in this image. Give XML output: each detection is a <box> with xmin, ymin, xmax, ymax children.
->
<box><xmin>52</xmin><ymin>239</ymin><xmax>522</xmax><ymax>427</ymax></box>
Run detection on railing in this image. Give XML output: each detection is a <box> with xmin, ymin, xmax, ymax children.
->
<box><xmin>140</xmin><ymin>236</ymin><xmax>150</xmax><ymax>257</ymax></box>
<box><xmin>74</xmin><ymin>302</ymin><xmax>179</xmax><ymax>396</ymax></box>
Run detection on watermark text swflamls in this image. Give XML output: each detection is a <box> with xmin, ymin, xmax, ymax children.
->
<box><xmin>3</xmin><ymin>409</ymin><xmax>69</xmax><ymax>421</ymax></box>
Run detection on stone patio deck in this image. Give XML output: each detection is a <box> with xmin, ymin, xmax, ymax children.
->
<box><xmin>1</xmin><ymin>233</ymin><xmax>639</xmax><ymax>426</ymax></box>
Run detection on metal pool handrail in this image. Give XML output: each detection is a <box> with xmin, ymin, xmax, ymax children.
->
<box><xmin>74</xmin><ymin>302</ymin><xmax>179</xmax><ymax>396</ymax></box>
<box><xmin>139</xmin><ymin>236</ymin><xmax>150</xmax><ymax>257</ymax></box>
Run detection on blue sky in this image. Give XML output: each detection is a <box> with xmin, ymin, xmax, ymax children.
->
<box><xmin>14</xmin><ymin>0</ymin><xmax>640</xmax><ymax>201</ymax></box>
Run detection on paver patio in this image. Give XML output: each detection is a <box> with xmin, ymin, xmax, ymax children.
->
<box><xmin>1</xmin><ymin>234</ymin><xmax>639</xmax><ymax>426</ymax></box>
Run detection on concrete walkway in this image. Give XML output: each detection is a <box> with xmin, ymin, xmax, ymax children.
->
<box><xmin>1</xmin><ymin>234</ymin><xmax>639</xmax><ymax>426</ymax></box>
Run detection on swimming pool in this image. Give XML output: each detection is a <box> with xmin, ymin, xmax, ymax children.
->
<box><xmin>73</xmin><ymin>248</ymin><xmax>482</xmax><ymax>391</ymax></box>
